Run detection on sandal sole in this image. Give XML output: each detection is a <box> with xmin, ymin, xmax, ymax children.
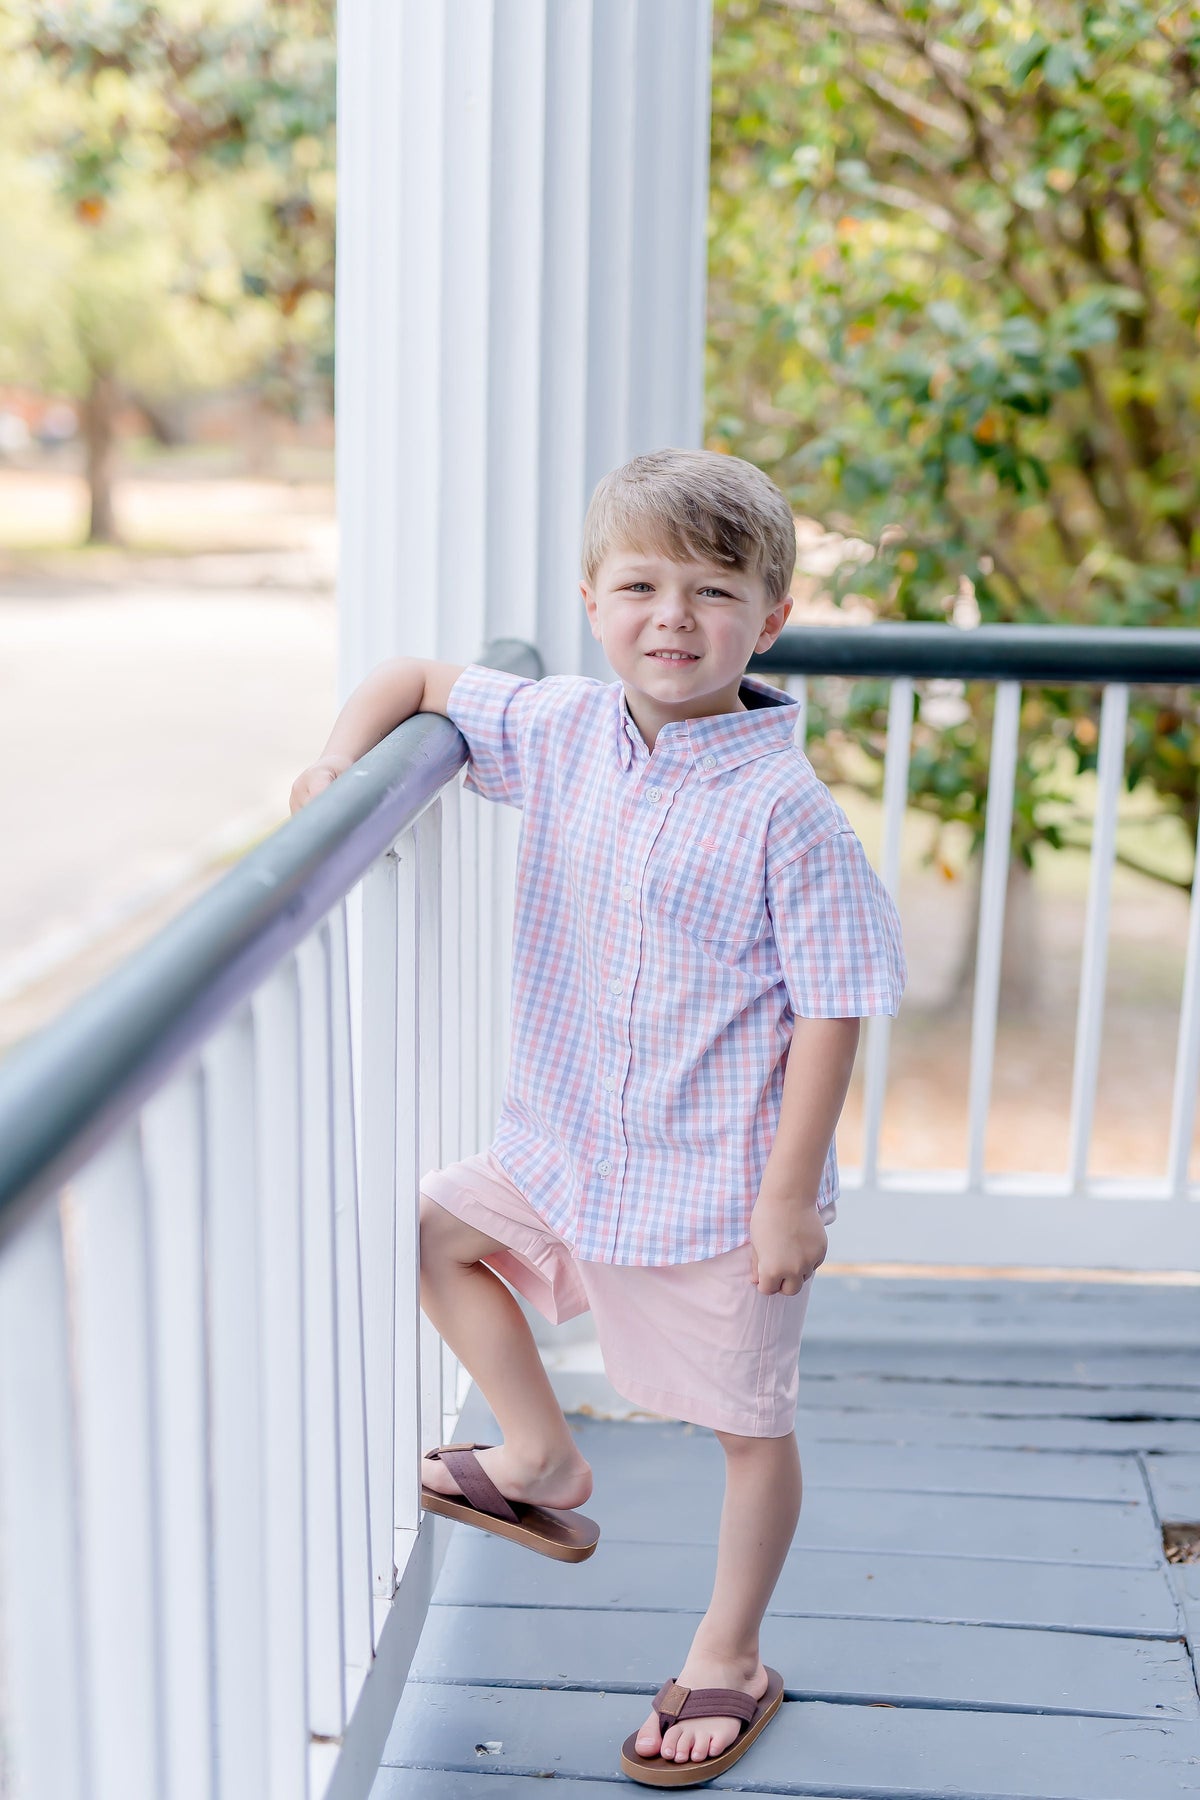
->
<box><xmin>420</xmin><ymin>1485</ymin><xmax>600</xmax><ymax>1561</ymax></box>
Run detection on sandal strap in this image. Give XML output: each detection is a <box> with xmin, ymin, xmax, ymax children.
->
<box><xmin>652</xmin><ymin>1678</ymin><xmax>758</xmax><ymax>1732</ymax></box>
<box><xmin>424</xmin><ymin>1443</ymin><xmax>520</xmax><ymax>1525</ymax></box>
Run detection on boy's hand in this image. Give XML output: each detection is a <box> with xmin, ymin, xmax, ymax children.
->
<box><xmin>290</xmin><ymin>754</ymin><xmax>353</xmax><ymax>814</ymax></box>
<box><xmin>748</xmin><ymin>1191</ymin><xmax>827</xmax><ymax>1294</ymax></box>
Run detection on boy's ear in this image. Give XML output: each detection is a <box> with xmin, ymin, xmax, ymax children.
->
<box><xmin>762</xmin><ymin>592</ymin><xmax>793</xmax><ymax>633</ymax></box>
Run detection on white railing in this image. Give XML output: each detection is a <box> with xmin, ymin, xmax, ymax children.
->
<box><xmin>0</xmin><ymin>643</ymin><xmax>532</xmax><ymax>1800</ymax></box>
<box><xmin>763</xmin><ymin>624</ymin><xmax>1200</xmax><ymax>1273</ymax></box>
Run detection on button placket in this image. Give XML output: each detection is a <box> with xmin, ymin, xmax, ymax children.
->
<box><xmin>598</xmin><ymin>758</ymin><xmax>680</xmax><ymax>1256</ymax></box>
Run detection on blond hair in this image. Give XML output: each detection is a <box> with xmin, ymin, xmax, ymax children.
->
<box><xmin>581</xmin><ymin>447</ymin><xmax>796</xmax><ymax>607</ymax></box>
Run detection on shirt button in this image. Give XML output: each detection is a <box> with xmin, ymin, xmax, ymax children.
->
<box><xmin>647</xmin><ymin>786</ymin><xmax>662</xmax><ymax>801</ymax></box>
<box><xmin>608</xmin><ymin>977</ymin><xmax>622</xmax><ymax>994</ymax></box>
<box><xmin>597</xmin><ymin>1158</ymin><xmax>612</xmax><ymax>1175</ymax></box>
<box><xmin>603</xmin><ymin>1075</ymin><xmax>616</xmax><ymax>1092</ymax></box>
<box><xmin>701</xmin><ymin>754</ymin><xmax>716</xmax><ymax>770</ymax></box>
<box><xmin>621</xmin><ymin>883</ymin><xmax>634</xmax><ymax>900</ymax></box>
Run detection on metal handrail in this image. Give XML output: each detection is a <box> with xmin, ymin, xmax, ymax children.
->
<box><xmin>0</xmin><ymin>637</ymin><xmax>541</xmax><ymax>1249</ymax></box>
<box><xmin>756</xmin><ymin>622</ymin><xmax>1200</xmax><ymax>684</ymax></box>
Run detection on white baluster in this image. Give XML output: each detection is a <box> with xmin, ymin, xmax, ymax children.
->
<box><xmin>203</xmin><ymin>1011</ymin><xmax>269</xmax><ymax>1800</ymax></box>
<box><xmin>861</xmin><ymin>677</ymin><xmax>913</xmax><ymax>1188</ymax></box>
<box><xmin>441</xmin><ymin>775</ymin><xmax>463</xmax><ymax>1165</ymax></box>
<box><xmin>296</xmin><ymin>930</ymin><xmax>347</xmax><ymax>1739</ymax></box>
<box><xmin>249</xmin><ymin>964</ymin><xmax>311</xmax><ymax>1800</ymax></box>
<box><xmin>1167</xmin><ymin>810</ymin><xmax>1200</xmax><ymax>1198</ymax></box>
<box><xmin>361</xmin><ymin>854</ymin><xmax>401</xmax><ymax>1588</ymax></box>
<box><xmin>966</xmin><ymin>680</ymin><xmax>1021</xmax><ymax>1189</ymax></box>
<box><xmin>1066</xmin><ymin>683</ymin><xmax>1129</xmax><ymax>1192</ymax></box>
<box><xmin>0</xmin><ymin>1202</ymin><xmax>90</xmax><ymax>1800</ymax></box>
<box><xmin>415</xmin><ymin>803</ymin><xmax>448</xmax><ymax>1456</ymax></box>
<box><xmin>326</xmin><ymin>903</ymin><xmax>375</xmax><ymax>1695</ymax></box>
<box><xmin>141</xmin><ymin>1068</ymin><xmax>217</xmax><ymax>1800</ymax></box>
<box><xmin>393</xmin><ymin>826</ymin><xmax>423</xmax><ymax>1541</ymax></box>
<box><xmin>437</xmin><ymin>781</ymin><xmax>464</xmax><ymax>1438</ymax></box>
<box><xmin>69</xmin><ymin>1125</ymin><xmax>165</xmax><ymax>1800</ymax></box>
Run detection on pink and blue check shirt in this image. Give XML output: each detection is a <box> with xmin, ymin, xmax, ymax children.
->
<box><xmin>446</xmin><ymin>662</ymin><xmax>906</xmax><ymax>1266</ymax></box>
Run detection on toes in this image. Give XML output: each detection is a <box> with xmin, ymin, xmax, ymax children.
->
<box><xmin>634</xmin><ymin>1713</ymin><xmax>661</xmax><ymax>1756</ymax></box>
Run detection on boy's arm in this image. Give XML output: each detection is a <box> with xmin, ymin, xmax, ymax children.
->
<box><xmin>290</xmin><ymin>657</ymin><xmax>467</xmax><ymax>812</ymax></box>
<box><xmin>750</xmin><ymin>1016</ymin><xmax>860</xmax><ymax>1293</ymax></box>
<box><xmin>758</xmin><ymin>1016</ymin><xmax>861</xmax><ymax>1207</ymax></box>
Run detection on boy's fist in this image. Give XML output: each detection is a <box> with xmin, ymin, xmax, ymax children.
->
<box><xmin>290</xmin><ymin>754</ymin><xmax>352</xmax><ymax>814</ymax></box>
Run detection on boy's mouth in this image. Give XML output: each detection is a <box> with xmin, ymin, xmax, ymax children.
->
<box><xmin>646</xmin><ymin>650</ymin><xmax>700</xmax><ymax>662</ymax></box>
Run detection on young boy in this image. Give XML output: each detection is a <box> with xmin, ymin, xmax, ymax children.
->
<box><xmin>291</xmin><ymin>448</ymin><xmax>905</xmax><ymax>1786</ymax></box>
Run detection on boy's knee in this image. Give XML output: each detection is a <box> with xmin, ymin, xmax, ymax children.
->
<box><xmin>713</xmin><ymin>1425</ymin><xmax>795</xmax><ymax>1455</ymax></box>
<box><xmin>418</xmin><ymin>1191</ymin><xmax>503</xmax><ymax>1269</ymax></box>
<box><xmin>713</xmin><ymin>1426</ymin><xmax>758</xmax><ymax>1454</ymax></box>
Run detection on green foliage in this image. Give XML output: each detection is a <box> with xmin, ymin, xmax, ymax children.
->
<box><xmin>0</xmin><ymin>0</ymin><xmax>335</xmax><ymax>414</ymax></box>
<box><xmin>709</xmin><ymin>0</ymin><xmax>1200</xmax><ymax>881</ymax></box>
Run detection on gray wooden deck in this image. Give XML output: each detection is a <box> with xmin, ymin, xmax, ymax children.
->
<box><xmin>372</xmin><ymin>1272</ymin><xmax>1200</xmax><ymax>1797</ymax></box>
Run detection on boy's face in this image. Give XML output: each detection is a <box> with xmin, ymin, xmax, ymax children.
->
<box><xmin>580</xmin><ymin>543</ymin><xmax>792</xmax><ymax>740</ymax></box>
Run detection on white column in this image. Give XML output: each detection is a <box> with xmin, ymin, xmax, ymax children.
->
<box><xmin>336</xmin><ymin>0</ymin><xmax>715</xmax><ymax>691</ymax></box>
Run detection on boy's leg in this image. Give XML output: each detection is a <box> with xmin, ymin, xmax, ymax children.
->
<box><xmin>418</xmin><ymin>1193</ymin><xmax>593</xmax><ymax>1508</ymax></box>
<box><xmin>633</xmin><ymin>1428</ymin><xmax>802</xmax><ymax>1766</ymax></box>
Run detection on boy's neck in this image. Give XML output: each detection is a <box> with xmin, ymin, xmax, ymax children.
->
<box><xmin>622</xmin><ymin>677</ymin><xmax>754</xmax><ymax>754</ymax></box>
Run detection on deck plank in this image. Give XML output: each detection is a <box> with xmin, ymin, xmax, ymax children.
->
<box><xmin>794</xmin><ymin>1375</ymin><xmax>1200</xmax><ymax>1419</ymax></box>
<box><xmin>594</xmin><ymin>1481</ymin><xmax>1162</xmax><ymax>1564</ymax></box>
<box><xmin>1144</xmin><ymin>1453</ymin><xmax>1200</xmax><ymax>1522</ymax></box>
<box><xmin>804</xmin><ymin>1276</ymin><xmax>1200</xmax><ymax>1346</ymax></box>
<box><xmin>375</xmin><ymin>1779</ymin><xmax>650</xmax><ymax>1800</ymax></box>
<box><xmin>792</xmin><ymin>1406</ymin><xmax>1200</xmax><ymax>1453</ymax></box>
<box><xmin>431</xmin><ymin>1533</ymin><xmax>1182</xmax><ymax>1636</ymax></box>
<box><xmin>378</xmin><ymin>1686</ymin><xmax>1200</xmax><ymax>1798</ymax></box>
<box><xmin>407</xmin><ymin>1601</ymin><xmax>1199</xmax><ymax>1718</ymax></box>
<box><xmin>569</xmin><ymin>1417</ymin><xmax>1150</xmax><ymax>1500</ymax></box>
<box><xmin>798</xmin><ymin>1342</ymin><xmax>1200</xmax><ymax>1388</ymax></box>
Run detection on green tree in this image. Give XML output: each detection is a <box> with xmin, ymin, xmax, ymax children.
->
<box><xmin>708</xmin><ymin>0</ymin><xmax>1200</xmax><ymax>991</ymax></box>
<box><xmin>0</xmin><ymin>0</ymin><xmax>335</xmax><ymax>542</ymax></box>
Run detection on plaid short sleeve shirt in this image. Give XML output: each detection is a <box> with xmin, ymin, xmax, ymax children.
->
<box><xmin>445</xmin><ymin>662</ymin><xmax>907</xmax><ymax>1265</ymax></box>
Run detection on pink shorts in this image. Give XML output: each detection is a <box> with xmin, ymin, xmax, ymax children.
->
<box><xmin>419</xmin><ymin>1148</ymin><xmax>816</xmax><ymax>1437</ymax></box>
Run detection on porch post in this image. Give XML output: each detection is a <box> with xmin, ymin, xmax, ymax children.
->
<box><xmin>335</xmin><ymin>0</ymin><xmax>714</xmax><ymax>693</ymax></box>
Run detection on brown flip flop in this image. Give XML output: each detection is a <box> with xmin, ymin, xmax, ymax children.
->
<box><xmin>420</xmin><ymin>1441</ymin><xmax>600</xmax><ymax>1562</ymax></box>
<box><xmin>619</xmin><ymin>1666</ymin><xmax>785</xmax><ymax>1787</ymax></box>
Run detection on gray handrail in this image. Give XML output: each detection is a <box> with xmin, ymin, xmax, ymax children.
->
<box><xmin>756</xmin><ymin>622</ymin><xmax>1200</xmax><ymax>684</ymax></box>
<box><xmin>0</xmin><ymin>639</ymin><xmax>541</xmax><ymax>1249</ymax></box>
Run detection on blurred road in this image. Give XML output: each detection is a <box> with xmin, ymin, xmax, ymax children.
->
<box><xmin>2</xmin><ymin>576</ymin><xmax>337</xmax><ymax>1055</ymax></box>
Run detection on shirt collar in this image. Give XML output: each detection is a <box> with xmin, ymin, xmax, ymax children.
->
<box><xmin>612</xmin><ymin>670</ymin><xmax>799</xmax><ymax>775</ymax></box>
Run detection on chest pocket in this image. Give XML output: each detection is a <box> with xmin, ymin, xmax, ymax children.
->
<box><xmin>644</xmin><ymin>826</ymin><xmax>770</xmax><ymax>951</ymax></box>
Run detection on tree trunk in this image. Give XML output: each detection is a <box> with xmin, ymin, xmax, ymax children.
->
<box><xmin>83</xmin><ymin>367</ymin><xmax>120</xmax><ymax>544</ymax></box>
<box><xmin>131</xmin><ymin>389</ymin><xmax>189</xmax><ymax>447</ymax></box>
<box><xmin>244</xmin><ymin>393</ymin><xmax>275</xmax><ymax>476</ymax></box>
<box><xmin>944</xmin><ymin>853</ymin><xmax>1043</xmax><ymax>1019</ymax></box>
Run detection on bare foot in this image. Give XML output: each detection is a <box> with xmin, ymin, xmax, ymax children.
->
<box><xmin>420</xmin><ymin>1441</ymin><xmax>594</xmax><ymax>1512</ymax></box>
<box><xmin>634</xmin><ymin>1649</ymin><xmax>769</xmax><ymax>1766</ymax></box>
